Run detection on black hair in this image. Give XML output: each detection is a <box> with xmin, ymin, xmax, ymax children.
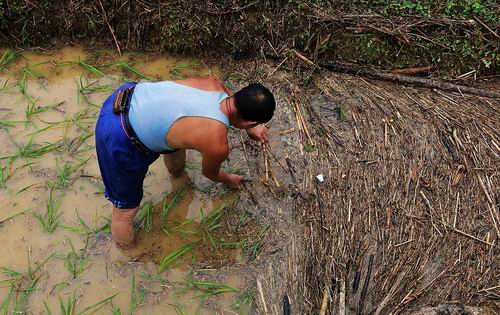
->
<box><xmin>234</xmin><ymin>83</ymin><xmax>275</xmax><ymax>123</ymax></box>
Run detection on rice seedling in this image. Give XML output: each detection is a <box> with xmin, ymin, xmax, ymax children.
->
<box><xmin>129</xmin><ymin>272</ymin><xmax>145</xmax><ymax>314</ymax></box>
<box><xmin>158</xmin><ymin>242</ymin><xmax>196</xmax><ymax>272</ymax></box>
<box><xmin>61</xmin><ymin>210</ymin><xmax>110</xmax><ymax>235</ymax></box>
<box><xmin>58</xmin><ymin>59</ymin><xmax>106</xmax><ymax>77</ymax></box>
<box><xmin>198</xmin><ymin>200</ymin><xmax>235</xmax><ymax>239</ymax></box>
<box><xmin>161</xmin><ymin>187</ymin><xmax>187</xmax><ymax>220</ymax></box>
<box><xmin>11</xmin><ymin>276</ymin><xmax>40</xmax><ymax>314</ymax></box>
<box><xmin>78</xmin><ymin>77</ymin><xmax>113</xmax><ymax>94</ymax></box>
<box><xmin>245</xmin><ymin>223</ymin><xmax>270</xmax><ymax>261</ymax></box>
<box><xmin>66</xmin><ymin>129</ymin><xmax>94</xmax><ymax>156</ymax></box>
<box><xmin>51</xmin><ymin>162</ymin><xmax>76</xmax><ymax>189</ymax></box>
<box><xmin>1</xmin><ymin>251</ymin><xmax>53</xmax><ymax>314</ymax></box>
<box><xmin>0</xmin><ymin>119</ymin><xmax>17</xmax><ymax>130</ymax></box>
<box><xmin>78</xmin><ymin>292</ymin><xmax>119</xmax><ymax>314</ymax></box>
<box><xmin>50</xmin><ymin>158</ymin><xmax>89</xmax><ymax>190</ymax></box>
<box><xmin>0</xmin><ymin>285</ymin><xmax>14</xmax><ymax>313</ymax></box>
<box><xmin>133</xmin><ymin>201</ymin><xmax>154</xmax><ymax>232</ymax></box>
<box><xmin>64</xmin><ymin>239</ymin><xmax>89</xmax><ymax>279</ymax></box>
<box><xmin>171</xmin><ymin>303</ymin><xmax>187</xmax><ymax>315</ymax></box>
<box><xmin>169</xmin><ymin>60</ymin><xmax>198</xmax><ymax>80</ymax></box>
<box><xmin>1</xmin><ymin>137</ymin><xmax>59</xmax><ymax>161</ymax></box>
<box><xmin>17</xmin><ymin>78</ymin><xmax>32</xmax><ymax>103</ymax></box>
<box><xmin>0</xmin><ymin>159</ymin><xmax>13</xmax><ymax>188</ymax></box>
<box><xmin>25</xmin><ymin>99</ymin><xmax>64</xmax><ymax>120</ymax></box>
<box><xmin>114</xmin><ymin>61</ymin><xmax>152</xmax><ymax>80</ymax></box>
<box><xmin>33</xmin><ymin>190</ymin><xmax>63</xmax><ymax>233</ymax></box>
<box><xmin>0</xmin><ymin>49</ymin><xmax>19</xmax><ymax>71</ymax></box>
<box><xmin>111</xmin><ymin>308</ymin><xmax>122</xmax><ymax>315</ymax></box>
<box><xmin>183</xmin><ymin>276</ymin><xmax>239</xmax><ymax>301</ymax></box>
<box><xmin>231</xmin><ymin>288</ymin><xmax>256</xmax><ymax>313</ymax></box>
<box><xmin>58</xmin><ymin>293</ymin><xmax>77</xmax><ymax>315</ymax></box>
<box><xmin>18</xmin><ymin>61</ymin><xmax>49</xmax><ymax>79</ymax></box>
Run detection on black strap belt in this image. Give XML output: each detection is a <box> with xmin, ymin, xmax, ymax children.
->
<box><xmin>113</xmin><ymin>86</ymin><xmax>176</xmax><ymax>155</ymax></box>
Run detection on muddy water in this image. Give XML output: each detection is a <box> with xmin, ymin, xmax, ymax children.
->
<box><xmin>0</xmin><ymin>47</ymin><xmax>247</xmax><ymax>314</ymax></box>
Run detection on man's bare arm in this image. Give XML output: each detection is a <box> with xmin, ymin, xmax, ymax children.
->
<box><xmin>200</xmin><ymin>145</ymin><xmax>242</xmax><ymax>189</ymax></box>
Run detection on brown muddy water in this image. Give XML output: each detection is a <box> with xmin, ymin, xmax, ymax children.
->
<box><xmin>0</xmin><ymin>47</ymin><xmax>251</xmax><ymax>314</ymax></box>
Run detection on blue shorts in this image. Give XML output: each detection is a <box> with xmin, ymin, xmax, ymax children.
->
<box><xmin>95</xmin><ymin>82</ymin><xmax>160</xmax><ymax>209</ymax></box>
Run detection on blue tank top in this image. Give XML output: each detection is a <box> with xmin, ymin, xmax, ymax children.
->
<box><xmin>128</xmin><ymin>81</ymin><xmax>230</xmax><ymax>152</ymax></box>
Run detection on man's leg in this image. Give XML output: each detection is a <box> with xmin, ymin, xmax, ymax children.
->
<box><xmin>163</xmin><ymin>149</ymin><xmax>186</xmax><ymax>177</ymax></box>
<box><xmin>111</xmin><ymin>207</ymin><xmax>139</xmax><ymax>250</ymax></box>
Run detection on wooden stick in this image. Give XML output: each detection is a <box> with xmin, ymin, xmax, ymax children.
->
<box><xmin>320</xmin><ymin>61</ymin><xmax>500</xmax><ymax>98</ymax></box>
<box><xmin>319</xmin><ymin>286</ymin><xmax>329</xmax><ymax>315</ymax></box>
<box><xmin>98</xmin><ymin>0</ymin><xmax>122</xmax><ymax>56</ymax></box>
<box><xmin>257</xmin><ymin>279</ymin><xmax>269</xmax><ymax>315</ymax></box>
<box><xmin>339</xmin><ymin>278</ymin><xmax>346</xmax><ymax>315</ymax></box>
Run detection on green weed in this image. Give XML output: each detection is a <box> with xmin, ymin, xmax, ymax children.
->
<box><xmin>78</xmin><ymin>292</ymin><xmax>119</xmax><ymax>314</ymax></box>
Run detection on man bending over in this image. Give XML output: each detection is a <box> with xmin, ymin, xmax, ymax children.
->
<box><xmin>95</xmin><ymin>77</ymin><xmax>275</xmax><ymax>249</ymax></box>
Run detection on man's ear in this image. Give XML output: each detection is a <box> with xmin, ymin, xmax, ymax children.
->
<box><xmin>242</xmin><ymin>121</ymin><xmax>258</xmax><ymax>129</ymax></box>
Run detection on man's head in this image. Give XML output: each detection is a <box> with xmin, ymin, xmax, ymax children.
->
<box><xmin>231</xmin><ymin>83</ymin><xmax>275</xmax><ymax>129</ymax></box>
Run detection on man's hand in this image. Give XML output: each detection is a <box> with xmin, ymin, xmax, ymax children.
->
<box><xmin>246</xmin><ymin>125</ymin><xmax>268</xmax><ymax>143</ymax></box>
<box><xmin>225</xmin><ymin>174</ymin><xmax>244</xmax><ymax>189</ymax></box>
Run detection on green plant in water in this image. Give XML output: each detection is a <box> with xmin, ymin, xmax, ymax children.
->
<box><xmin>18</xmin><ymin>61</ymin><xmax>49</xmax><ymax>79</ymax></box>
<box><xmin>64</xmin><ymin>239</ymin><xmax>88</xmax><ymax>279</ymax></box>
<box><xmin>25</xmin><ymin>99</ymin><xmax>64</xmax><ymax>121</ymax></box>
<box><xmin>1</xmin><ymin>137</ymin><xmax>59</xmax><ymax>161</ymax></box>
<box><xmin>232</xmin><ymin>288</ymin><xmax>256</xmax><ymax>314</ymax></box>
<box><xmin>245</xmin><ymin>223</ymin><xmax>270</xmax><ymax>261</ymax></box>
<box><xmin>169</xmin><ymin>60</ymin><xmax>198</xmax><ymax>79</ymax></box>
<box><xmin>183</xmin><ymin>276</ymin><xmax>239</xmax><ymax>301</ymax></box>
<box><xmin>133</xmin><ymin>201</ymin><xmax>154</xmax><ymax>232</ymax></box>
<box><xmin>158</xmin><ymin>242</ymin><xmax>195</xmax><ymax>272</ymax></box>
<box><xmin>161</xmin><ymin>187</ymin><xmax>187</xmax><ymax>220</ymax></box>
<box><xmin>58</xmin><ymin>293</ymin><xmax>77</xmax><ymax>315</ymax></box>
<box><xmin>33</xmin><ymin>190</ymin><xmax>63</xmax><ymax>233</ymax></box>
<box><xmin>114</xmin><ymin>61</ymin><xmax>152</xmax><ymax>80</ymax></box>
<box><xmin>171</xmin><ymin>303</ymin><xmax>187</xmax><ymax>315</ymax></box>
<box><xmin>0</xmin><ymin>49</ymin><xmax>19</xmax><ymax>71</ymax></box>
<box><xmin>59</xmin><ymin>59</ymin><xmax>106</xmax><ymax>77</ymax></box>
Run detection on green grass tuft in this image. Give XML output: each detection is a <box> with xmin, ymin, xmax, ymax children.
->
<box><xmin>33</xmin><ymin>190</ymin><xmax>63</xmax><ymax>233</ymax></box>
